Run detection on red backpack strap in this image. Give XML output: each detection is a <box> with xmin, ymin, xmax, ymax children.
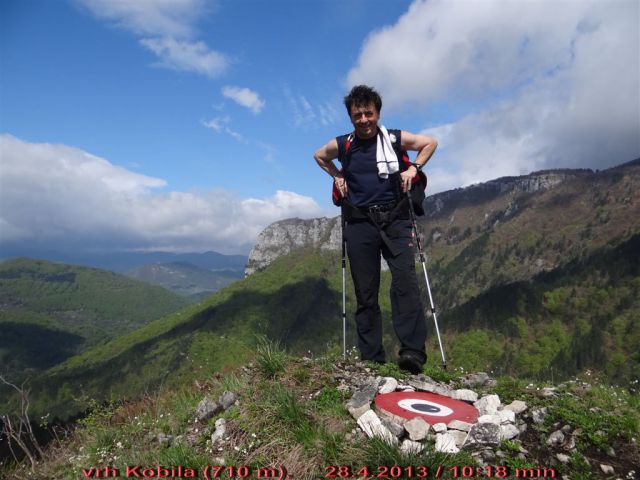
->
<box><xmin>332</xmin><ymin>133</ymin><xmax>354</xmax><ymax>206</ymax></box>
<box><xmin>336</xmin><ymin>133</ymin><xmax>354</xmax><ymax>164</ymax></box>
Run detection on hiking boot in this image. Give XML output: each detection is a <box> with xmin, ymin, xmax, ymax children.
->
<box><xmin>397</xmin><ymin>353</ymin><xmax>424</xmax><ymax>375</ymax></box>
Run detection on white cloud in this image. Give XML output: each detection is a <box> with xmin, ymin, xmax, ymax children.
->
<box><xmin>284</xmin><ymin>88</ymin><xmax>340</xmax><ymax>128</ymax></box>
<box><xmin>78</xmin><ymin>0</ymin><xmax>229</xmax><ymax>78</ymax></box>
<box><xmin>317</xmin><ymin>102</ymin><xmax>340</xmax><ymax>127</ymax></box>
<box><xmin>202</xmin><ymin>117</ymin><xmax>227</xmax><ymax>133</ymax></box>
<box><xmin>202</xmin><ymin>117</ymin><xmax>246</xmax><ymax>143</ymax></box>
<box><xmin>347</xmin><ymin>0</ymin><xmax>595</xmax><ymax>109</ymax></box>
<box><xmin>77</xmin><ymin>0</ymin><xmax>209</xmax><ymax>38</ymax></box>
<box><xmin>348</xmin><ymin>0</ymin><xmax>639</xmax><ymax>191</ymax></box>
<box><xmin>141</xmin><ymin>37</ymin><xmax>228</xmax><ymax>78</ymax></box>
<box><xmin>257</xmin><ymin>142</ymin><xmax>277</xmax><ymax>163</ymax></box>
<box><xmin>0</xmin><ymin>135</ymin><xmax>322</xmax><ymax>254</ymax></box>
<box><xmin>221</xmin><ymin>86</ymin><xmax>265</xmax><ymax>114</ymax></box>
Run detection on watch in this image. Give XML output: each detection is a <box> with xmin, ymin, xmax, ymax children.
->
<box><xmin>411</xmin><ymin>162</ymin><xmax>424</xmax><ymax>171</ymax></box>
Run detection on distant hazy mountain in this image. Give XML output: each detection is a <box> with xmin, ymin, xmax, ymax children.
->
<box><xmin>0</xmin><ymin>250</ymin><xmax>248</xmax><ymax>275</ymax></box>
<box><xmin>125</xmin><ymin>261</ymin><xmax>243</xmax><ymax>299</ymax></box>
<box><xmin>0</xmin><ymin>258</ymin><xmax>190</xmax><ymax>381</ymax></box>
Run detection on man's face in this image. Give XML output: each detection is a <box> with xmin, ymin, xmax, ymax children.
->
<box><xmin>349</xmin><ymin>103</ymin><xmax>380</xmax><ymax>139</ymax></box>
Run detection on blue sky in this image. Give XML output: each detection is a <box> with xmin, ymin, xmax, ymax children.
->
<box><xmin>1</xmin><ymin>0</ymin><xmax>638</xmax><ymax>255</ymax></box>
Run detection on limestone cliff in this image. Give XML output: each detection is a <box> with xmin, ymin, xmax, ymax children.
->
<box><xmin>245</xmin><ymin>216</ymin><xmax>341</xmax><ymax>276</ymax></box>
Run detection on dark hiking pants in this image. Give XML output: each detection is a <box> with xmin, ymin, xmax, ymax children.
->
<box><xmin>344</xmin><ymin>218</ymin><xmax>427</xmax><ymax>364</ymax></box>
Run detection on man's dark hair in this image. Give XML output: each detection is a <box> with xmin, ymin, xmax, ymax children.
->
<box><xmin>344</xmin><ymin>85</ymin><xmax>382</xmax><ymax>115</ymax></box>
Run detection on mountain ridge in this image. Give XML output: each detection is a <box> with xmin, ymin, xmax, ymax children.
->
<box><xmin>0</xmin><ymin>250</ymin><xmax>248</xmax><ymax>275</ymax></box>
<box><xmin>246</xmin><ymin>160</ymin><xmax>639</xmax><ymax>279</ymax></box>
<box><xmin>125</xmin><ymin>261</ymin><xmax>243</xmax><ymax>299</ymax></box>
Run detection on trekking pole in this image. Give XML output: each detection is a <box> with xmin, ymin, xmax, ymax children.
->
<box><xmin>341</xmin><ymin>209</ymin><xmax>347</xmax><ymax>360</ymax></box>
<box><xmin>406</xmin><ymin>190</ymin><xmax>447</xmax><ymax>370</ymax></box>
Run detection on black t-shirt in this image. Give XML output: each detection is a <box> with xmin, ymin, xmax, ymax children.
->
<box><xmin>337</xmin><ymin>129</ymin><xmax>401</xmax><ymax>207</ymax></box>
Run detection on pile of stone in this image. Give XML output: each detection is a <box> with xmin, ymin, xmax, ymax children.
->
<box><xmin>344</xmin><ymin>373</ymin><xmax>528</xmax><ymax>462</ymax></box>
<box><xmin>195</xmin><ymin>391</ymin><xmax>238</xmax><ymax>451</ymax></box>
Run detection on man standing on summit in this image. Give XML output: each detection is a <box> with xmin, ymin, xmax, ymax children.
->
<box><xmin>314</xmin><ymin>85</ymin><xmax>438</xmax><ymax>374</ymax></box>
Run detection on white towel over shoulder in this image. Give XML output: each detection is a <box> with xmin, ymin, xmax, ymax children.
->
<box><xmin>376</xmin><ymin>125</ymin><xmax>399</xmax><ymax>179</ymax></box>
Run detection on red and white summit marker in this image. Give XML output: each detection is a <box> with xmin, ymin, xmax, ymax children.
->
<box><xmin>375</xmin><ymin>391</ymin><xmax>479</xmax><ymax>424</ymax></box>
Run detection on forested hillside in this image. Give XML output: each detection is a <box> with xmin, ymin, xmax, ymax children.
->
<box><xmin>0</xmin><ymin>258</ymin><xmax>190</xmax><ymax>381</ymax></box>
<box><xmin>422</xmin><ymin>160</ymin><xmax>640</xmax><ymax>309</ymax></box>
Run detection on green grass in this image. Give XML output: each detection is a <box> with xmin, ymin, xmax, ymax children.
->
<box><xmin>6</xmin><ymin>346</ymin><xmax>640</xmax><ymax>480</ymax></box>
<box><xmin>549</xmin><ymin>384</ymin><xmax>639</xmax><ymax>451</ymax></box>
<box><xmin>255</xmin><ymin>335</ymin><xmax>288</xmax><ymax>379</ymax></box>
<box><xmin>373</xmin><ymin>361</ymin><xmax>408</xmax><ymax>380</ymax></box>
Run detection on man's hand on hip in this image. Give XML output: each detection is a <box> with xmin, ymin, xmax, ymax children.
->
<box><xmin>400</xmin><ymin>167</ymin><xmax>417</xmax><ymax>192</ymax></box>
<box><xmin>334</xmin><ymin>173</ymin><xmax>348</xmax><ymax>196</ymax></box>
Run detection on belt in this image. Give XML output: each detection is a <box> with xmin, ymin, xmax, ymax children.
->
<box><xmin>366</xmin><ymin>202</ymin><xmax>396</xmax><ymax>213</ymax></box>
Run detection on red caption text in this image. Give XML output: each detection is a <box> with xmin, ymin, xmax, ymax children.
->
<box><xmin>81</xmin><ymin>465</ymin><xmax>288</xmax><ymax>479</ymax></box>
<box><xmin>325</xmin><ymin>465</ymin><xmax>558</xmax><ymax>478</ymax></box>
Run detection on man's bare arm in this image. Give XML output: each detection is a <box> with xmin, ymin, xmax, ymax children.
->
<box><xmin>314</xmin><ymin>139</ymin><xmax>347</xmax><ymax>196</ymax></box>
<box><xmin>398</xmin><ymin>131</ymin><xmax>438</xmax><ymax>191</ymax></box>
<box><xmin>401</xmin><ymin>131</ymin><xmax>438</xmax><ymax>168</ymax></box>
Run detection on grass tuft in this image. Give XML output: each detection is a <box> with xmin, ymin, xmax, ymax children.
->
<box><xmin>255</xmin><ymin>335</ymin><xmax>288</xmax><ymax>379</ymax></box>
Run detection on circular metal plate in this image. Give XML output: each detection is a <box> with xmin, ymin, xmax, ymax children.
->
<box><xmin>375</xmin><ymin>391</ymin><xmax>478</xmax><ymax>423</ymax></box>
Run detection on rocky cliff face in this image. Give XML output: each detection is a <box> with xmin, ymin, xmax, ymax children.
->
<box><xmin>245</xmin><ymin>216</ymin><xmax>342</xmax><ymax>275</ymax></box>
<box><xmin>245</xmin><ymin>169</ymin><xmax>591</xmax><ymax>276</ymax></box>
<box><xmin>425</xmin><ymin>169</ymin><xmax>591</xmax><ymax>218</ymax></box>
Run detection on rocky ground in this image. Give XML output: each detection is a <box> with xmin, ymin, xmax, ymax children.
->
<box><xmin>3</xmin><ymin>352</ymin><xmax>638</xmax><ymax>479</ymax></box>
<box><xmin>194</xmin><ymin>357</ymin><xmax>638</xmax><ymax>479</ymax></box>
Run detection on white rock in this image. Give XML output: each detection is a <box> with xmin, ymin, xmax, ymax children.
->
<box><xmin>357</xmin><ymin>410</ymin><xmax>397</xmax><ymax>446</ymax></box>
<box><xmin>447</xmin><ymin>420</ymin><xmax>473</xmax><ymax>432</ymax></box>
<box><xmin>600</xmin><ymin>464</ymin><xmax>615</xmax><ymax>475</ymax></box>
<box><xmin>463</xmin><ymin>423</ymin><xmax>501</xmax><ymax>448</ymax></box>
<box><xmin>381</xmin><ymin>418</ymin><xmax>404</xmax><ymax>439</ymax></box>
<box><xmin>474</xmin><ymin>394</ymin><xmax>501</xmax><ymax>416</ymax></box>
<box><xmin>404</xmin><ymin>417</ymin><xmax>430</xmax><ymax>441</ymax></box>
<box><xmin>398</xmin><ymin>386</ymin><xmax>416</xmax><ymax>392</ymax></box>
<box><xmin>196</xmin><ymin>397</ymin><xmax>220</xmax><ymax>421</ymax></box>
<box><xmin>500</xmin><ymin>424</ymin><xmax>520</xmax><ymax>441</ymax></box>
<box><xmin>478</xmin><ymin>414</ymin><xmax>501</xmax><ymax>425</ymax></box>
<box><xmin>435</xmin><ymin>433</ymin><xmax>460</xmax><ymax>453</ymax></box>
<box><xmin>448</xmin><ymin>430</ymin><xmax>468</xmax><ymax>447</ymax></box>
<box><xmin>378</xmin><ymin>377</ymin><xmax>398</xmax><ymax>394</ymax></box>
<box><xmin>211</xmin><ymin>418</ymin><xmax>226</xmax><ymax>445</ymax></box>
<box><xmin>347</xmin><ymin>384</ymin><xmax>377</xmax><ymax>420</ymax></box>
<box><xmin>532</xmin><ymin>407</ymin><xmax>548</xmax><ymax>424</ymax></box>
<box><xmin>547</xmin><ymin>430</ymin><xmax>565</xmax><ymax>446</ymax></box>
<box><xmin>376</xmin><ymin>408</ymin><xmax>408</xmax><ymax>427</ymax></box>
<box><xmin>432</xmin><ymin>422</ymin><xmax>447</xmax><ymax>433</ymax></box>
<box><xmin>453</xmin><ymin>389</ymin><xmax>478</xmax><ymax>403</ymax></box>
<box><xmin>408</xmin><ymin>376</ymin><xmax>438</xmax><ymax>392</ymax></box>
<box><xmin>504</xmin><ymin>400</ymin><xmax>528</xmax><ymax>414</ymax></box>
<box><xmin>400</xmin><ymin>439</ymin><xmax>424</xmax><ymax>455</ymax></box>
<box><xmin>498</xmin><ymin>409</ymin><xmax>516</xmax><ymax>424</ymax></box>
<box><xmin>556</xmin><ymin>454</ymin><xmax>570</xmax><ymax>464</ymax></box>
<box><xmin>434</xmin><ymin>385</ymin><xmax>454</xmax><ymax>397</ymax></box>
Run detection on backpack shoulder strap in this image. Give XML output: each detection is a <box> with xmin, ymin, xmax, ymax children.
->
<box><xmin>336</xmin><ymin>133</ymin><xmax>354</xmax><ymax>167</ymax></box>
